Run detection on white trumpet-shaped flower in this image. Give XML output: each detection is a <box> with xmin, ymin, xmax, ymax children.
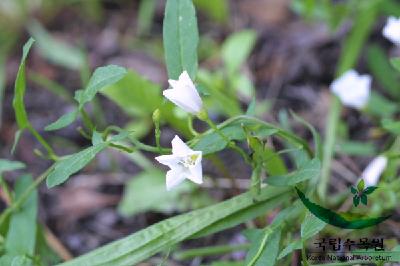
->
<box><xmin>163</xmin><ymin>71</ymin><xmax>203</xmax><ymax>114</ymax></box>
<box><xmin>330</xmin><ymin>69</ymin><xmax>371</xmax><ymax>109</ymax></box>
<box><xmin>361</xmin><ymin>155</ymin><xmax>388</xmax><ymax>187</ymax></box>
<box><xmin>383</xmin><ymin>16</ymin><xmax>400</xmax><ymax>46</ymax></box>
<box><xmin>155</xmin><ymin>135</ymin><xmax>203</xmax><ymax>190</ymax></box>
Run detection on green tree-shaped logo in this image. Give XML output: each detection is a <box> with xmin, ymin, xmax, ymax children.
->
<box><xmin>350</xmin><ymin>179</ymin><xmax>378</xmax><ymax>207</ymax></box>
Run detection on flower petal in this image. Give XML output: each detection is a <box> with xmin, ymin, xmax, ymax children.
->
<box><xmin>166</xmin><ymin>167</ymin><xmax>186</xmax><ymax>191</ymax></box>
<box><xmin>163</xmin><ymin>88</ymin><xmax>200</xmax><ymax>114</ymax></box>
<box><xmin>155</xmin><ymin>154</ymin><xmax>179</xmax><ymax>168</ymax></box>
<box><xmin>171</xmin><ymin>135</ymin><xmax>193</xmax><ymax>155</ymax></box>
<box><xmin>187</xmin><ymin>158</ymin><xmax>203</xmax><ymax>184</ymax></box>
<box><xmin>163</xmin><ymin>71</ymin><xmax>203</xmax><ymax>114</ymax></box>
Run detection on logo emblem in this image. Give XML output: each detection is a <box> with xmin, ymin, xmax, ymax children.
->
<box><xmin>296</xmin><ymin>180</ymin><xmax>390</xmax><ymax>229</ymax></box>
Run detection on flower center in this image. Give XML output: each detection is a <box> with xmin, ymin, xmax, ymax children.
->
<box><xmin>180</xmin><ymin>154</ymin><xmax>199</xmax><ymax>168</ymax></box>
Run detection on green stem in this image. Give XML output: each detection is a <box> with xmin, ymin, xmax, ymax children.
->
<box><xmin>155</xmin><ymin>124</ymin><xmax>161</xmax><ymax>154</ymax></box>
<box><xmin>192</xmin><ymin>115</ymin><xmax>313</xmax><ymax>157</ymax></box>
<box><xmin>301</xmin><ymin>240</ymin><xmax>309</xmax><ymax>266</ymax></box>
<box><xmin>109</xmin><ymin>143</ymin><xmax>135</xmax><ymax>153</ymax></box>
<box><xmin>247</xmin><ymin>228</ymin><xmax>273</xmax><ymax>266</ymax></box>
<box><xmin>129</xmin><ymin>137</ymin><xmax>170</xmax><ymax>154</ymax></box>
<box><xmin>251</xmin><ymin>165</ymin><xmax>262</xmax><ymax>198</ymax></box>
<box><xmin>187</xmin><ymin>116</ymin><xmax>199</xmax><ymax>137</ymax></box>
<box><xmin>80</xmin><ymin>109</ymin><xmax>95</xmax><ymax>133</ymax></box>
<box><xmin>0</xmin><ymin>165</ymin><xmax>54</xmax><ymax>227</ymax></box>
<box><xmin>204</xmin><ymin>117</ymin><xmax>251</xmax><ymax>164</ymax></box>
<box><xmin>0</xmin><ymin>175</ymin><xmax>12</xmax><ymax>203</ymax></box>
<box><xmin>318</xmin><ymin>96</ymin><xmax>341</xmax><ymax>201</ymax></box>
<box><xmin>174</xmin><ymin>244</ymin><xmax>250</xmax><ymax>260</ymax></box>
<box><xmin>27</xmin><ymin>125</ymin><xmax>58</xmax><ymax>161</ymax></box>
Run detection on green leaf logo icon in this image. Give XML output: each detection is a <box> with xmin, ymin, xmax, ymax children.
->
<box><xmin>350</xmin><ymin>179</ymin><xmax>378</xmax><ymax>207</ymax></box>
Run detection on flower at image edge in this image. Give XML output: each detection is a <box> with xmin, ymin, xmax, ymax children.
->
<box><xmin>383</xmin><ymin>16</ymin><xmax>400</xmax><ymax>46</ymax></box>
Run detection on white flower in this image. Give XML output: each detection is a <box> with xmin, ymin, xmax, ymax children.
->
<box><xmin>163</xmin><ymin>71</ymin><xmax>203</xmax><ymax>114</ymax></box>
<box><xmin>330</xmin><ymin>70</ymin><xmax>371</xmax><ymax>109</ymax></box>
<box><xmin>383</xmin><ymin>16</ymin><xmax>400</xmax><ymax>46</ymax></box>
<box><xmin>155</xmin><ymin>135</ymin><xmax>203</xmax><ymax>190</ymax></box>
<box><xmin>361</xmin><ymin>155</ymin><xmax>388</xmax><ymax>186</ymax></box>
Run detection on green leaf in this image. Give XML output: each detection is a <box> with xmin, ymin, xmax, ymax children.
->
<box><xmin>336</xmin><ymin>0</ymin><xmax>380</xmax><ymax>75</ymax></box>
<box><xmin>12</xmin><ymin>38</ymin><xmax>52</xmax><ymax>154</ymax></box>
<box><xmin>101</xmin><ymin>70</ymin><xmax>190</xmax><ymax>137</ymax></box>
<box><xmin>5</xmin><ymin>175</ymin><xmax>38</xmax><ymax>256</ymax></box>
<box><xmin>291</xmin><ymin>111</ymin><xmax>322</xmax><ymax>161</ymax></box>
<box><xmin>382</xmin><ymin>118</ymin><xmax>400</xmax><ymax>134</ymax></box>
<box><xmin>46</xmin><ymin>142</ymin><xmax>108</xmax><ymax>188</ymax></box>
<box><xmin>137</xmin><ymin>0</ymin><xmax>157</xmax><ymax>36</ymax></box>
<box><xmin>390</xmin><ymin>57</ymin><xmax>400</xmax><ymax>72</ymax></box>
<box><xmin>244</xmin><ymin>228</ymin><xmax>281</xmax><ymax>266</ymax></box>
<box><xmin>357</xmin><ymin>179</ymin><xmax>365</xmax><ymax>191</ymax></box>
<box><xmin>0</xmin><ymin>160</ymin><xmax>25</xmax><ymax>175</ymax></box>
<box><xmin>0</xmin><ymin>56</ymin><xmax>5</xmax><ymax>130</ymax></box>
<box><xmin>57</xmin><ymin>187</ymin><xmax>290</xmax><ymax>266</ymax></box>
<box><xmin>350</xmin><ymin>186</ymin><xmax>357</xmax><ymax>194</ymax></box>
<box><xmin>221</xmin><ymin>30</ymin><xmax>257</xmax><ymax>75</ymax></box>
<box><xmin>278</xmin><ymin>208</ymin><xmax>325</xmax><ymax>260</ymax></box>
<box><xmin>76</xmin><ymin>65</ymin><xmax>127</xmax><ymax>108</ymax></box>
<box><xmin>204</xmin><ymin>262</ymin><xmax>242</xmax><ymax>266</ymax></box>
<box><xmin>262</xmin><ymin>147</ymin><xmax>288</xmax><ymax>176</ymax></box>
<box><xmin>191</xmin><ymin>187</ymin><xmax>290</xmax><ymax>239</ymax></box>
<box><xmin>13</xmin><ymin>38</ymin><xmax>35</xmax><ymax>131</ymax></box>
<box><xmin>277</xmin><ymin>240</ymin><xmax>302</xmax><ymax>260</ymax></box>
<box><xmin>245</xmin><ymin>97</ymin><xmax>256</xmax><ymax>116</ymax></box>
<box><xmin>11</xmin><ymin>130</ymin><xmax>23</xmax><ymax>154</ymax></box>
<box><xmin>0</xmin><ymin>255</ymin><xmax>32</xmax><ymax>266</ymax></box>
<box><xmin>336</xmin><ymin>140</ymin><xmax>376</xmax><ymax>156</ymax></box>
<box><xmin>301</xmin><ymin>213</ymin><xmax>326</xmax><ymax>240</ymax></box>
<box><xmin>45</xmin><ymin>109</ymin><xmax>78</xmax><ymax>131</ymax></box>
<box><xmin>363</xmin><ymin>186</ymin><xmax>378</xmax><ymax>195</ymax></box>
<box><xmin>163</xmin><ymin>0</ymin><xmax>199</xmax><ymax>79</ymax></box>
<box><xmin>266</xmin><ymin>158</ymin><xmax>320</xmax><ymax>187</ymax></box>
<box><xmin>192</xmin><ymin>116</ymin><xmax>278</xmax><ymax>154</ymax></box>
<box><xmin>366</xmin><ymin>91</ymin><xmax>398</xmax><ymax>118</ymax></box>
<box><xmin>118</xmin><ymin>170</ymin><xmax>195</xmax><ymax>216</ymax></box>
<box><xmin>353</xmin><ymin>195</ymin><xmax>360</xmax><ymax>207</ymax></box>
<box><xmin>194</xmin><ymin>0</ymin><xmax>229</xmax><ymax>23</ymax></box>
<box><xmin>28</xmin><ymin>20</ymin><xmax>85</xmax><ymax>70</ymax></box>
<box><xmin>101</xmin><ymin>71</ymin><xmax>162</xmax><ymax>117</ymax></box>
<box><xmin>35</xmin><ymin>225</ymin><xmax>62</xmax><ymax>265</ymax></box>
<box><xmin>361</xmin><ymin>194</ymin><xmax>368</xmax><ymax>205</ymax></box>
<box><xmin>367</xmin><ymin>44</ymin><xmax>400</xmax><ymax>99</ymax></box>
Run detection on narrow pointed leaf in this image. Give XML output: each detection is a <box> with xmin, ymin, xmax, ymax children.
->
<box><xmin>5</xmin><ymin>175</ymin><xmax>38</xmax><ymax>256</ymax></box>
<box><xmin>46</xmin><ymin>143</ymin><xmax>108</xmax><ymax>188</ymax></box>
<box><xmin>353</xmin><ymin>195</ymin><xmax>360</xmax><ymax>207</ymax></box>
<box><xmin>0</xmin><ymin>160</ymin><xmax>25</xmax><ymax>175</ymax></box>
<box><xmin>364</xmin><ymin>186</ymin><xmax>378</xmax><ymax>195</ymax></box>
<box><xmin>56</xmin><ymin>187</ymin><xmax>289</xmax><ymax>266</ymax></box>
<box><xmin>266</xmin><ymin>158</ymin><xmax>320</xmax><ymax>186</ymax></box>
<box><xmin>45</xmin><ymin>109</ymin><xmax>78</xmax><ymax>131</ymax></box>
<box><xmin>163</xmin><ymin>0</ymin><xmax>199</xmax><ymax>79</ymax></box>
<box><xmin>361</xmin><ymin>194</ymin><xmax>368</xmax><ymax>205</ymax></box>
<box><xmin>76</xmin><ymin>65</ymin><xmax>127</xmax><ymax>107</ymax></box>
<box><xmin>13</xmin><ymin>38</ymin><xmax>35</xmax><ymax>131</ymax></box>
<box><xmin>244</xmin><ymin>228</ymin><xmax>281</xmax><ymax>266</ymax></box>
